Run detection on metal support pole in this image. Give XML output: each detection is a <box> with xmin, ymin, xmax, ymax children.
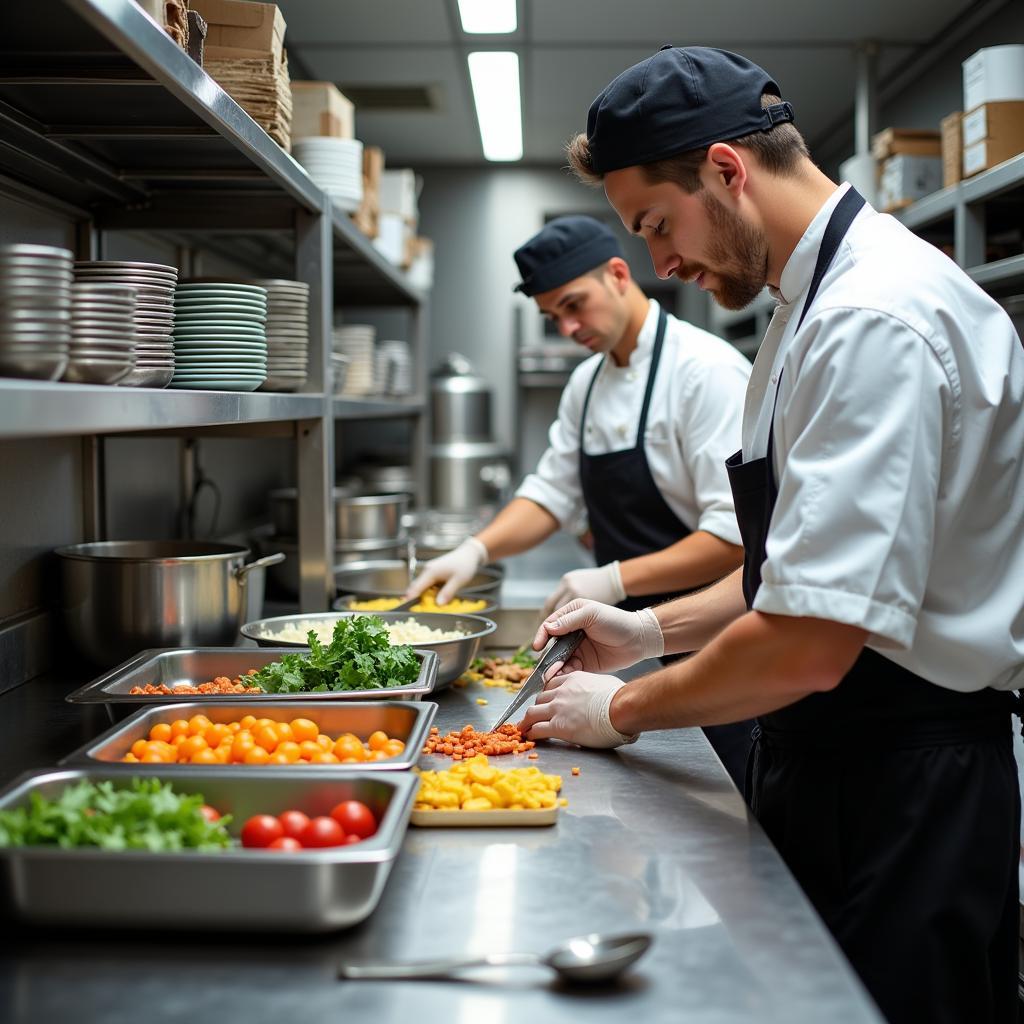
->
<box><xmin>854</xmin><ymin>41</ymin><xmax>879</xmax><ymax>156</ymax></box>
<box><xmin>411</xmin><ymin>299</ymin><xmax>430</xmax><ymax>506</ymax></box>
<box><xmin>81</xmin><ymin>436</ymin><xmax>106</xmax><ymax>541</ymax></box>
<box><xmin>294</xmin><ymin>201</ymin><xmax>334</xmax><ymax>610</ymax></box>
<box><xmin>955</xmin><ymin>201</ymin><xmax>986</xmax><ymax>269</ymax></box>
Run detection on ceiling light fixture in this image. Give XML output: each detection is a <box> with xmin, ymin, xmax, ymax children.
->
<box><xmin>458</xmin><ymin>0</ymin><xmax>517</xmax><ymax>34</ymax></box>
<box><xmin>467</xmin><ymin>51</ymin><xmax>523</xmax><ymax>162</ymax></box>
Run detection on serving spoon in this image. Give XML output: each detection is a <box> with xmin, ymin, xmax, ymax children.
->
<box><xmin>338</xmin><ymin>931</ymin><xmax>653</xmax><ymax>984</ymax></box>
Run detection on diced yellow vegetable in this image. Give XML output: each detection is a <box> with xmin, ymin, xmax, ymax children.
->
<box><xmin>413</xmin><ymin>754</ymin><xmax>566</xmax><ymax>812</ymax></box>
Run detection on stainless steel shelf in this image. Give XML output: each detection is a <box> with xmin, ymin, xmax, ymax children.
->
<box><xmin>332</xmin><ymin>397</ymin><xmax>425</xmax><ymax>419</ymax></box>
<box><xmin>2</xmin><ymin>0</ymin><xmax>323</xmax><ymax>212</ymax></box>
<box><xmin>331</xmin><ymin>209</ymin><xmax>424</xmax><ymax>307</ymax></box>
<box><xmin>518</xmin><ymin>371</ymin><xmax>573</xmax><ymax>389</ymax></box>
<box><xmin>896</xmin><ymin>185</ymin><xmax>958</xmax><ymax>230</ymax></box>
<box><xmin>0</xmin><ymin>380</ymin><xmax>326</xmax><ymax>439</ymax></box>
<box><xmin>968</xmin><ymin>254</ymin><xmax>1024</xmax><ymax>289</ymax></box>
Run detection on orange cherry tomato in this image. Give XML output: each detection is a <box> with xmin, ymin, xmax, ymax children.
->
<box><xmin>131</xmin><ymin>739</ymin><xmax>149</xmax><ymax>759</ymax></box>
<box><xmin>191</xmin><ymin>747</ymin><xmax>220</xmax><ymax>765</ymax></box>
<box><xmin>290</xmin><ymin>718</ymin><xmax>319</xmax><ymax>743</ymax></box>
<box><xmin>149</xmin><ymin>723</ymin><xmax>173</xmax><ymax>743</ymax></box>
<box><xmin>188</xmin><ymin>714</ymin><xmax>213</xmax><ymax>736</ymax></box>
<box><xmin>204</xmin><ymin>723</ymin><xmax>231</xmax><ymax>747</ymax></box>
<box><xmin>367</xmin><ymin>730</ymin><xmax>389</xmax><ymax>752</ymax></box>
<box><xmin>244</xmin><ymin>746</ymin><xmax>271</xmax><ymax>765</ymax></box>
<box><xmin>382</xmin><ymin>738</ymin><xmax>406</xmax><ymax>758</ymax></box>
<box><xmin>333</xmin><ymin>735</ymin><xmax>364</xmax><ymax>760</ymax></box>
<box><xmin>308</xmin><ymin>751</ymin><xmax>339</xmax><ymax>764</ymax></box>
<box><xmin>274</xmin><ymin>722</ymin><xmax>294</xmax><ymax>744</ymax></box>
<box><xmin>316</xmin><ymin>734</ymin><xmax>333</xmax><ymax>751</ymax></box>
<box><xmin>268</xmin><ymin>751</ymin><xmax>291</xmax><ymax>765</ymax></box>
<box><xmin>169</xmin><ymin>719</ymin><xmax>191</xmax><ymax>739</ymax></box>
<box><xmin>276</xmin><ymin>741</ymin><xmax>301</xmax><ymax>763</ymax></box>
<box><xmin>298</xmin><ymin>740</ymin><xmax>322</xmax><ymax>760</ymax></box>
<box><xmin>178</xmin><ymin>735</ymin><xmax>209</xmax><ymax>760</ymax></box>
<box><xmin>239</xmin><ymin>715</ymin><xmax>257</xmax><ymax>731</ymax></box>
<box><xmin>253</xmin><ymin>726</ymin><xmax>279</xmax><ymax>753</ymax></box>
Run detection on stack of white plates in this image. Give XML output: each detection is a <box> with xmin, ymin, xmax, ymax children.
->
<box><xmin>248</xmin><ymin>279</ymin><xmax>309</xmax><ymax>392</ymax></box>
<box><xmin>376</xmin><ymin>339</ymin><xmax>414</xmax><ymax>396</ymax></box>
<box><xmin>74</xmin><ymin>261</ymin><xmax>177</xmax><ymax>388</ymax></box>
<box><xmin>0</xmin><ymin>244</ymin><xmax>72</xmax><ymax>381</ymax></box>
<box><xmin>333</xmin><ymin>323</ymin><xmax>376</xmax><ymax>396</ymax></box>
<box><xmin>171</xmin><ymin>283</ymin><xmax>268</xmax><ymax>391</ymax></box>
<box><xmin>65</xmin><ymin>283</ymin><xmax>136</xmax><ymax>384</ymax></box>
<box><xmin>293</xmin><ymin>138</ymin><xmax>364</xmax><ymax>213</ymax></box>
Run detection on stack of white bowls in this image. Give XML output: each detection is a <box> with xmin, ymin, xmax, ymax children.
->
<box><xmin>0</xmin><ymin>244</ymin><xmax>72</xmax><ymax>380</ymax></box>
<box><xmin>171</xmin><ymin>283</ymin><xmax>268</xmax><ymax>392</ymax></box>
<box><xmin>333</xmin><ymin>323</ymin><xmax>376</xmax><ymax>396</ymax></box>
<box><xmin>65</xmin><ymin>283</ymin><xmax>136</xmax><ymax>384</ymax></box>
<box><xmin>248</xmin><ymin>279</ymin><xmax>309</xmax><ymax>392</ymax></box>
<box><xmin>293</xmin><ymin>138</ymin><xmax>364</xmax><ymax>213</ymax></box>
<box><xmin>74</xmin><ymin>261</ymin><xmax>177</xmax><ymax>388</ymax></box>
<box><xmin>376</xmin><ymin>339</ymin><xmax>413</xmax><ymax>396</ymax></box>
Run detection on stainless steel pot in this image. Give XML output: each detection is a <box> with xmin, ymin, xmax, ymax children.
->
<box><xmin>431</xmin><ymin>354</ymin><xmax>493</xmax><ymax>443</ymax></box>
<box><xmin>261</xmin><ymin>538</ymin><xmax>407</xmax><ymax>597</ymax></box>
<box><xmin>56</xmin><ymin>541</ymin><xmax>285</xmax><ymax>667</ymax></box>
<box><xmin>268</xmin><ymin>486</ymin><xmax>358</xmax><ymax>539</ymax></box>
<box><xmin>429</xmin><ymin>441</ymin><xmax>512</xmax><ymax>510</ymax></box>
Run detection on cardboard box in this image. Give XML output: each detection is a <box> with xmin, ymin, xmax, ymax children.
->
<box><xmin>290</xmin><ymin>80</ymin><xmax>354</xmax><ymax>140</ymax></box>
<box><xmin>963</xmin><ymin>45</ymin><xmax>1024</xmax><ymax>112</ymax></box>
<box><xmin>188</xmin><ymin>0</ymin><xmax>285</xmax><ymax>59</ymax></box>
<box><xmin>379</xmin><ymin>168</ymin><xmax>418</xmax><ymax>222</ymax></box>
<box><xmin>878</xmin><ymin>154</ymin><xmax>943</xmax><ymax>212</ymax></box>
<box><xmin>940</xmin><ymin>111</ymin><xmax>963</xmax><ymax>188</ymax></box>
<box><xmin>871</xmin><ymin>127</ymin><xmax>941</xmax><ymax>162</ymax></box>
<box><xmin>961</xmin><ymin>101</ymin><xmax>1024</xmax><ymax>178</ymax></box>
<box><xmin>838</xmin><ymin>151</ymin><xmax>878</xmax><ymax>207</ymax></box>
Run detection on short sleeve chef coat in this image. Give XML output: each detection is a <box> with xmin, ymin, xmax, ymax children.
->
<box><xmin>744</xmin><ymin>183</ymin><xmax>1024</xmax><ymax>692</ymax></box>
<box><xmin>516</xmin><ymin>299</ymin><xmax>751</xmax><ymax>546</ymax></box>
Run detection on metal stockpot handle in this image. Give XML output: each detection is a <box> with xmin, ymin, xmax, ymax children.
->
<box><xmin>235</xmin><ymin>552</ymin><xmax>285</xmax><ymax>587</ymax></box>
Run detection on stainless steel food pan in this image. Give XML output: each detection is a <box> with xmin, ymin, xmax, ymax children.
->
<box><xmin>240</xmin><ymin>611</ymin><xmax>497</xmax><ymax>687</ymax></box>
<box><xmin>65</xmin><ymin>646</ymin><xmax>439</xmax><ymax>722</ymax></box>
<box><xmin>0</xmin><ymin>767</ymin><xmax>417</xmax><ymax>932</ymax></box>
<box><xmin>334</xmin><ymin>559</ymin><xmax>502</xmax><ymax>599</ymax></box>
<box><xmin>60</xmin><ymin>700</ymin><xmax>436</xmax><ymax>771</ymax></box>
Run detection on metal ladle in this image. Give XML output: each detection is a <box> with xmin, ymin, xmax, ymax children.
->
<box><xmin>338</xmin><ymin>931</ymin><xmax>653</xmax><ymax>984</ymax></box>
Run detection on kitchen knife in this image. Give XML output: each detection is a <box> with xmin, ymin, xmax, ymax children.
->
<box><xmin>489</xmin><ymin>629</ymin><xmax>585</xmax><ymax>731</ymax></box>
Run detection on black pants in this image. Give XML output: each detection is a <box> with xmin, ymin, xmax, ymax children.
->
<box><xmin>750</xmin><ymin>730</ymin><xmax>1020</xmax><ymax>1024</ymax></box>
<box><xmin>658</xmin><ymin>652</ymin><xmax>754</xmax><ymax>793</ymax></box>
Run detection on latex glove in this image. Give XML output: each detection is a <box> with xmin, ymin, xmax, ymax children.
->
<box><xmin>542</xmin><ymin>561</ymin><xmax>626</xmax><ymax>618</ymax></box>
<box><xmin>533</xmin><ymin>599</ymin><xmax>663</xmax><ymax>676</ymax></box>
<box><xmin>405</xmin><ymin>537</ymin><xmax>488</xmax><ymax>605</ymax></box>
<box><xmin>519</xmin><ymin>671</ymin><xmax>638</xmax><ymax>749</ymax></box>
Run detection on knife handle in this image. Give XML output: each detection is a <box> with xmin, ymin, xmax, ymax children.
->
<box><xmin>538</xmin><ymin>630</ymin><xmax>586</xmax><ymax>676</ymax></box>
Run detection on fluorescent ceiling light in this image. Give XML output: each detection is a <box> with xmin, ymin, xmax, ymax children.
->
<box><xmin>467</xmin><ymin>51</ymin><xmax>523</xmax><ymax>162</ymax></box>
<box><xmin>458</xmin><ymin>0</ymin><xmax>517</xmax><ymax>34</ymax></box>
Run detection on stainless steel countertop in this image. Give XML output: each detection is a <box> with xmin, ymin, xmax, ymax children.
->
<box><xmin>0</xmin><ymin>669</ymin><xmax>883</xmax><ymax>1024</ymax></box>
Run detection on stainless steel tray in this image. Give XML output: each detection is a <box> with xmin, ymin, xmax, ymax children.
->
<box><xmin>60</xmin><ymin>700</ymin><xmax>436</xmax><ymax>772</ymax></box>
<box><xmin>65</xmin><ymin>646</ymin><xmax>439</xmax><ymax>722</ymax></box>
<box><xmin>0</xmin><ymin>766</ymin><xmax>418</xmax><ymax>932</ymax></box>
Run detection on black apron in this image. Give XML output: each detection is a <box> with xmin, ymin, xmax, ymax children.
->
<box><xmin>725</xmin><ymin>187</ymin><xmax>1020</xmax><ymax>1024</ymax></box>
<box><xmin>579</xmin><ymin>305</ymin><xmax>754</xmax><ymax>790</ymax></box>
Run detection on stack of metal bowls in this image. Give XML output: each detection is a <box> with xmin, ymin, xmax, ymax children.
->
<box><xmin>261</xmin><ymin>489</ymin><xmax>411</xmax><ymax>596</ymax></box>
<box><xmin>0</xmin><ymin>244</ymin><xmax>73</xmax><ymax>380</ymax></box>
<box><xmin>74</xmin><ymin>261</ymin><xmax>177</xmax><ymax>388</ymax></box>
<box><xmin>64</xmin><ymin>282</ymin><xmax>137</xmax><ymax>384</ymax></box>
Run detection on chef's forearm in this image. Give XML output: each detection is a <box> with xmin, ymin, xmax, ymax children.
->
<box><xmin>618</xmin><ymin>531</ymin><xmax>743</xmax><ymax>596</ymax></box>
<box><xmin>610</xmin><ymin>611</ymin><xmax>867</xmax><ymax>733</ymax></box>
<box><xmin>652</xmin><ymin>567</ymin><xmax>747</xmax><ymax>653</ymax></box>
<box><xmin>475</xmin><ymin>498</ymin><xmax>560</xmax><ymax>562</ymax></box>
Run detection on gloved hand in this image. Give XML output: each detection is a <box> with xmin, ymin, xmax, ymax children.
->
<box><xmin>533</xmin><ymin>599</ymin><xmax>663</xmax><ymax>675</ymax></box>
<box><xmin>404</xmin><ymin>536</ymin><xmax>488</xmax><ymax>605</ymax></box>
<box><xmin>519</xmin><ymin>671</ymin><xmax>637</xmax><ymax>749</ymax></box>
<box><xmin>542</xmin><ymin>561</ymin><xmax>626</xmax><ymax>617</ymax></box>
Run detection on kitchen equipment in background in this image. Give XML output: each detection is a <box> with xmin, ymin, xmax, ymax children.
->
<box><xmin>55</xmin><ymin>541</ymin><xmax>284</xmax><ymax>667</ymax></box>
<box><xmin>354</xmin><ymin>462</ymin><xmax>416</xmax><ymax>501</ymax></box>
<box><xmin>376</xmin><ymin>339</ymin><xmax>413</xmax><ymax>396</ymax></box>
<box><xmin>268</xmin><ymin>488</ymin><xmax>408</xmax><ymax>543</ymax></box>
<box><xmin>0</xmin><ymin>244</ymin><xmax>73</xmax><ymax>381</ymax></box>
<box><xmin>330</xmin><ymin>352</ymin><xmax>351</xmax><ymax>395</ymax></box>
<box><xmin>64</xmin><ymin>283</ymin><xmax>136</xmax><ymax>385</ymax></box>
<box><xmin>334</xmin><ymin>323</ymin><xmax>376</xmax><ymax>395</ymax></box>
<box><xmin>402</xmin><ymin>507</ymin><xmax>498</xmax><ymax>559</ymax></box>
<box><xmin>429</xmin><ymin>353</ymin><xmax>512</xmax><ymax>510</ymax></box>
<box><xmin>251</xmin><ymin>278</ymin><xmax>309</xmax><ymax>392</ymax></box>
<box><xmin>334</xmin><ymin>560</ymin><xmax>501</xmax><ymax>602</ymax></box>
<box><xmin>293</xmin><ymin>137</ymin><xmax>364</xmax><ymax>213</ymax></box>
<box><xmin>257</xmin><ymin>537</ymin><xmax>407</xmax><ymax>597</ymax></box>
<box><xmin>74</xmin><ymin>260</ymin><xmax>177</xmax><ymax>388</ymax></box>
<box><xmin>170</xmin><ymin>282</ymin><xmax>268</xmax><ymax>392</ymax></box>
<box><xmin>430</xmin><ymin>352</ymin><xmax>492</xmax><ymax>442</ymax></box>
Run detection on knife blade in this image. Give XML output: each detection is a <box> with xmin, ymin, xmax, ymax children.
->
<box><xmin>489</xmin><ymin>629</ymin><xmax>585</xmax><ymax>731</ymax></box>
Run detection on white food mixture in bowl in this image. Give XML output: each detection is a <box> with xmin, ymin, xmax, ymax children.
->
<box><xmin>264</xmin><ymin>617</ymin><xmax>469</xmax><ymax>646</ymax></box>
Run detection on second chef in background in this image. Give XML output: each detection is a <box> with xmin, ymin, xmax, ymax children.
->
<box><xmin>407</xmin><ymin>214</ymin><xmax>753</xmax><ymax>785</ymax></box>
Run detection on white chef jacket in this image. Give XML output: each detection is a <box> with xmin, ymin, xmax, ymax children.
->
<box><xmin>517</xmin><ymin>299</ymin><xmax>750</xmax><ymax>546</ymax></box>
<box><xmin>744</xmin><ymin>183</ymin><xmax>1024</xmax><ymax>692</ymax></box>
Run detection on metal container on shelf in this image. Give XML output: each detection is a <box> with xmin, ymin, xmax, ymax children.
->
<box><xmin>55</xmin><ymin>541</ymin><xmax>285</xmax><ymax>668</ymax></box>
<box><xmin>0</xmin><ymin>766</ymin><xmax>419</xmax><ymax>932</ymax></box>
<box><xmin>258</xmin><ymin>537</ymin><xmax>407</xmax><ymax>597</ymax></box>
<box><xmin>268</xmin><ymin>488</ymin><xmax>408</xmax><ymax>542</ymax></box>
<box><xmin>355</xmin><ymin>464</ymin><xmax>416</xmax><ymax>502</ymax></box>
<box><xmin>429</xmin><ymin>441</ymin><xmax>512</xmax><ymax>511</ymax></box>
<box><xmin>430</xmin><ymin>352</ymin><xmax>493</xmax><ymax>442</ymax></box>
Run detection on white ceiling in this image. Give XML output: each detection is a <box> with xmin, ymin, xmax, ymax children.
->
<box><xmin>276</xmin><ymin>0</ymin><xmax>979</xmax><ymax>165</ymax></box>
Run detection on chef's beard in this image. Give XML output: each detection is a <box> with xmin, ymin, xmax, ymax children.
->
<box><xmin>699</xmin><ymin>191</ymin><xmax>769</xmax><ymax>311</ymax></box>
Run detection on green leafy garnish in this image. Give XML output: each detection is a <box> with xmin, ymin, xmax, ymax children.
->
<box><xmin>251</xmin><ymin>615</ymin><xmax>420</xmax><ymax>694</ymax></box>
<box><xmin>0</xmin><ymin>778</ymin><xmax>232</xmax><ymax>852</ymax></box>
<box><xmin>511</xmin><ymin>646</ymin><xmax>537</xmax><ymax>668</ymax></box>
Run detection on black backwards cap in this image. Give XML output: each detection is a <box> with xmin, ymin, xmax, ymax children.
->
<box><xmin>585</xmin><ymin>46</ymin><xmax>794</xmax><ymax>175</ymax></box>
<box><xmin>513</xmin><ymin>215</ymin><xmax>623</xmax><ymax>296</ymax></box>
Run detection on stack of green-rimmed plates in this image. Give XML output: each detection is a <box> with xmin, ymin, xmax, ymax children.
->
<box><xmin>170</xmin><ymin>283</ymin><xmax>268</xmax><ymax>391</ymax></box>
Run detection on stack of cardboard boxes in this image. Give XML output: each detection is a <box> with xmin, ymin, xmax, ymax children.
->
<box><xmin>188</xmin><ymin>0</ymin><xmax>292</xmax><ymax>150</ymax></box>
<box><xmin>873</xmin><ymin>128</ymin><xmax>942</xmax><ymax>213</ymax></box>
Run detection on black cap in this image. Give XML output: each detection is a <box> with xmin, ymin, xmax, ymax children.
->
<box><xmin>513</xmin><ymin>216</ymin><xmax>623</xmax><ymax>296</ymax></box>
<box><xmin>586</xmin><ymin>46</ymin><xmax>794</xmax><ymax>175</ymax></box>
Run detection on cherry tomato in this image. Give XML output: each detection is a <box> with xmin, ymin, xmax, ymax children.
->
<box><xmin>277</xmin><ymin>809</ymin><xmax>310</xmax><ymax>839</ymax></box>
<box><xmin>329</xmin><ymin>800</ymin><xmax>377</xmax><ymax>839</ymax></box>
<box><xmin>343</xmin><ymin>833</ymin><xmax>363</xmax><ymax>845</ymax></box>
<box><xmin>199</xmin><ymin>804</ymin><xmax>221</xmax><ymax>823</ymax></box>
<box><xmin>299</xmin><ymin>816</ymin><xmax>345</xmax><ymax>848</ymax></box>
<box><xmin>268</xmin><ymin>836</ymin><xmax>303</xmax><ymax>851</ymax></box>
<box><xmin>241</xmin><ymin>814</ymin><xmax>284</xmax><ymax>849</ymax></box>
